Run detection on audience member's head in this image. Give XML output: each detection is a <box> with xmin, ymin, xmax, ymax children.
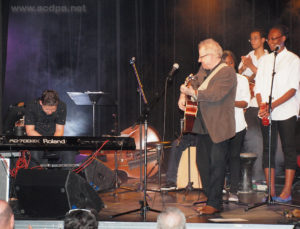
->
<box><xmin>64</xmin><ymin>209</ymin><xmax>98</xmax><ymax>229</ymax></box>
<box><xmin>294</xmin><ymin>222</ymin><xmax>300</xmax><ymax>229</ymax></box>
<box><xmin>157</xmin><ymin>207</ymin><xmax>186</xmax><ymax>229</ymax></box>
<box><xmin>0</xmin><ymin>200</ymin><xmax>14</xmax><ymax>229</ymax></box>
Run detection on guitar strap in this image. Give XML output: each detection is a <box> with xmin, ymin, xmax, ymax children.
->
<box><xmin>198</xmin><ymin>63</ymin><xmax>227</xmax><ymax>91</ymax></box>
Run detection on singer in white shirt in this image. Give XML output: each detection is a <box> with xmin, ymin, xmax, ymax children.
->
<box><xmin>255</xmin><ymin>25</ymin><xmax>300</xmax><ymax>203</ymax></box>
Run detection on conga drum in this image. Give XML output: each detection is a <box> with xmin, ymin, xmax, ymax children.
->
<box><xmin>240</xmin><ymin>152</ymin><xmax>257</xmax><ymax>193</ymax></box>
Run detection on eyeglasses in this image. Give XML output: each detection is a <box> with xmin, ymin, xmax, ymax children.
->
<box><xmin>67</xmin><ymin>208</ymin><xmax>92</xmax><ymax>215</ymax></box>
<box><xmin>198</xmin><ymin>53</ymin><xmax>213</xmax><ymax>60</ymax></box>
<box><xmin>266</xmin><ymin>35</ymin><xmax>283</xmax><ymax>42</ymax></box>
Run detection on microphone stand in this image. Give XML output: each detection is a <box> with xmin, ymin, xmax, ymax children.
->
<box><xmin>111</xmin><ymin>105</ymin><xmax>161</xmax><ymax>221</ymax></box>
<box><xmin>131</xmin><ymin>57</ymin><xmax>148</xmax><ymax>191</ymax></box>
<box><xmin>162</xmin><ymin>74</ymin><xmax>176</xmax><ymax>141</ymax></box>
<box><xmin>110</xmin><ymin>58</ymin><xmax>161</xmax><ymax>220</ymax></box>
<box><xmin>246</xmin><ymin>48</ymin><xmax>300</xmax><ymax>211</ymax></box>
<box><xmin>146</xmin><ymin>75</ymin><xmax>175</xmax><ymax>193</ymax></box>
<box><xmin>162</xmin><ymin>76</ymin><xmax>170</xmax><ymax>141</ymax></box>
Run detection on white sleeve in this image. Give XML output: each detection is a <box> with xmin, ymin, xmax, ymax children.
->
<box><xmin>238</xmin><ymin>61</ymin><xmax>243</xmax><ymax>70</ymax></box>
<box><xmin>236</xmin><ymin>75</ymin><xmax>251</xmax><ymax>107</ymax></box>
<box><xmin>254</xmin><ymin>57</ymin><xmax>265</xmax><ymax>96</ymax></box>
<box><xmin>287</xmin><ymin>57</ymin><xmax>300</xmax><ymax>90</ymax></box>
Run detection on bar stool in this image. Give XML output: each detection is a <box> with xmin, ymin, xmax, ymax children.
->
<box><xmin>239</xmin><ymin>152</ymin><xmax>257</xmax><ymax>193</ymax></box>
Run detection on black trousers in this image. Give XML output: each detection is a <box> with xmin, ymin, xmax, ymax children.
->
<box><xmin>260</xmin><ymin>116</ymin><xmax>297</xmax><ymax>170</ymax></box>
<box><xmin>166</xmin><ymin>133</ymin><xmax>197</xmax><ymax>183</ymax></box>
<box><xmin>228</xmin><ymin>128</ymin><xmax>246</xmax><ymax>193</ymax></box>
<box><xmin>196</xmin><ymin>134</ymin><xmax>230</xmax><ymax>210</ymax></box>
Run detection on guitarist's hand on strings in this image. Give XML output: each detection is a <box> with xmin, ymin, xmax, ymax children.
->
<box><xmin>178</xmin><ymin>93</ymin><xmax>186</xmax><ymax>111</ymax></box>
<box><xmin>180</xmin><ymin>84</ymin><xmax>197</xmax><ymax>99</ymax></box>
<box><xmin>180</xmin><ymin>84</ymin><xmax>193</xmax><ymax>96</ymax></box>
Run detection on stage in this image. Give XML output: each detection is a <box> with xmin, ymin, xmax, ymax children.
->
<box><xmin>13</xmin><ymin>221</ymin><xmax>296</xmax><ymax>229</ymax></box>
<box><xmin>12</xmin><ymin>174</ymin><xmax>300</xmax><ymax>228</ymax></box>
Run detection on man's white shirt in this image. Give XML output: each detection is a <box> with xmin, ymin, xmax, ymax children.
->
<box><xmin>239</xmin><ymin>49</ymin><xmax>268</xmax><ymax>107</ymax></box>
<box><xmin>235</xmin><ymin>74</ymin><xmax>251</xmax><ymax>132</ymax></box>
<box><xmin>255</xmin><ymin>48</ymin><xmax>300</xmax><ymax>120</ymax></box>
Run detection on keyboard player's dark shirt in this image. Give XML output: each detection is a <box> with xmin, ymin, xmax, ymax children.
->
<box><xmin>25</xmin><ymin>99</ymin><xmax>66</xmax><ymax>136</ymax></box>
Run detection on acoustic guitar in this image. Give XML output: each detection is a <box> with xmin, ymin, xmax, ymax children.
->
<box><xmin>183</xmin><ymin>74</ymin><xmax>198</xmax><ymax>133</ymax></box>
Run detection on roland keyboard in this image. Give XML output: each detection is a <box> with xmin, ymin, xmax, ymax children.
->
<box><xmin>0</xmin><ymin>136</ymin><xmax>136</xmax><ymax>151</ymax></box>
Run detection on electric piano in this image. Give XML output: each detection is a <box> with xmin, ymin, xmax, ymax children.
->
<box><xmin>0</xmin><ymin>135</ymin><xmax>136</xmax><ymax>151</ymax></box>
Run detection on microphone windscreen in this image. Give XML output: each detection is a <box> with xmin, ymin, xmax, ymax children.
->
<box><xmin>275</xmin><ymin>45</ymin><xmax>280</xmax><ymax>52</ymax></box>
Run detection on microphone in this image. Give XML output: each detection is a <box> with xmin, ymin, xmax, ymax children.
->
<box><xmin>167</xmin><ymin>63</ymin><xmax>179</xmax><ymax>81</ymax></box>
<box><xmin>130</xmin><ymin>57</ymin><xmax>135</xmax><ymax>65</ymax></box>
<box><xmin>274</xmin><ymin>45</ymin><xmax>280</xmax><ymax>54</ymax></box>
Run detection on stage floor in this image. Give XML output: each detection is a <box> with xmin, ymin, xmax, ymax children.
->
<box><xmin>97</xmin><ymin>174</ymin><xmax>300</xmax><ymax>225</ymax></box>
<box><xmin>11</xmin><ymin>172</ymin><xmax>300</xmax><ymax>227</ymax></box>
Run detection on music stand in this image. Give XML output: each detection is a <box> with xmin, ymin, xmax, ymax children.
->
<box><xmin>67</xmin><ymin>91</ymin><xmax>107</xmax><ymax>136</ymax></box>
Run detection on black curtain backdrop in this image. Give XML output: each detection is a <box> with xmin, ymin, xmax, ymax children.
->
<box><xmin>2</xmin><ymin>0</ymin><xmax>300</xmax><ymax>140</ymax></box>
<box><xmin>0</xmin><ymin>1</ymin><xmax>9</xmax><ymax>134</ymax></box>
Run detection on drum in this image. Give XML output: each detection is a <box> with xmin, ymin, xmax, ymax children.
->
<box><xmin>177</xmin><ymin>146</ymin><xmax>202</xmax><ymax>189</ymax></box>
<box><xmin>240</xmin><ymin>152</ymin><xmax>257</xmax><ymax>193</ymax></box>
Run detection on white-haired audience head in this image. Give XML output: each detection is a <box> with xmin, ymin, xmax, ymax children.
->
<box><xmin>0</xmin><ymin>200</ymin><xmax>14</xmax><ymax>229</ymax></box>
<box><xmin>157</xmin><ymin>207</ymin><xmax>186</xmax><ymax>229</ymax></box>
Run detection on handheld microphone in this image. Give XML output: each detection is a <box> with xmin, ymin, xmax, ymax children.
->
<box><xmin>167</xmin><ymin>63</ymin><xmax>179</xmax><ymax>81</ymax></box>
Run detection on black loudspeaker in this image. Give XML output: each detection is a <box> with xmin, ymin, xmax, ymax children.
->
<box><xmin>84</xmin><ymin>159</ymin><xmax>116</xmax><ymax>192</ymax></box>
<box><xmin>15</xmin><ymin>169</ymin><xmax>104</xmax><ymax>218</ymax></box>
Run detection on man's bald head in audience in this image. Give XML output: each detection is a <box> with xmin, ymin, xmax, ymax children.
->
<box><xmin>157</xmin><ymin>207</ymin><xmax>186</xmax><ymax>229</ymax></box>
<box><xmin>0</xmin><ymin>200</ymin><xmax>14</xmax><ymax>229</ymax></box>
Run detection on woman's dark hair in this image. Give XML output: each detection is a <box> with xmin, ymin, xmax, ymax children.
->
<box><xmin>222</xmin><ymin>50</ymin><xmax>237</xmax><ymax>66</ymax></box>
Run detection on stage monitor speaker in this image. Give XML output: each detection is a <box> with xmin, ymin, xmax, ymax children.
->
<box><xmin>84</xmin><ymin>159</ymin><xmax>116</xmax><ymax>192</ymax></box>
<box><xmin>15</xmin><ymin>169</ymin><xmax>104</xmax><ymax>218</ymax></box>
